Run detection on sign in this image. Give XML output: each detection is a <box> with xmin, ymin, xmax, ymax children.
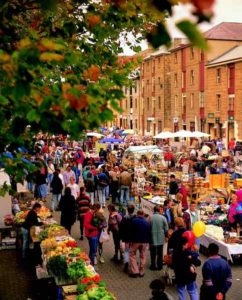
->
<box><xmin>141</xmin><ymin>198</ymin><xmax>155</xmax><ymax>216</ymax></box>
<box><xmin>208</xmin><ymin>113</ymin><xmax>214</xmax><ymax>118</ymax></box>
<box><xmin>228</xmin><ymin>116</ymin><xmax>234</xmax><ymax>121</ymax></box>
<box><xmin>173</xmin><ymin>117</ymin><xmax>178</xmax><ymax>123</ymax></box>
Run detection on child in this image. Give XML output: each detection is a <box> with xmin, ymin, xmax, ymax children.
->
<box><xmin>149</xmin><ymin>279</ymin><xmax>173</xmax><ymax>300</ymax></box>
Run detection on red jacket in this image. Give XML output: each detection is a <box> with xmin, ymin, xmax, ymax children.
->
<box><xmin>84</xmin><ymin>211</ymin><xmax>98</xmax><ymax>237</ymax></box>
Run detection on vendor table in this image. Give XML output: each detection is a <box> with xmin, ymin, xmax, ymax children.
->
<box><xmin>141</xmin><ymin>198</ymin><xmax>156</xmax><ymax>216</ymax></box>
<box><xmin>200</xmin><ymin>234</ymin><xmax>242</xmax><ymax>262</ymax></box>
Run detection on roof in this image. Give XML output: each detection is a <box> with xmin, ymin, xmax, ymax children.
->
<box><xmin>207</xmin><ymin>45</ymin><xmax>242</xmax><ymax>67</ymax></box>
<box><xmin>204</xmin><ymin>22</ymin><xmax>242</xmax><ymax>41</ymax></box>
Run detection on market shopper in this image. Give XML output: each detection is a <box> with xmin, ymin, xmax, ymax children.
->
<box><xmin>107</xmin><ymin>204</ymin><xmax>122</xmax><ymax>262</ymax></box>
<box><xmin>83</xmin><ymin>204</ymin><xmax>99</xmax><ymax>266</ymax></box>
<box><xmin>21</xmin><ymin>202</ymin><xmax>43</xmax><ymax>259</ymax></box>
<box><xmin>119</xmin><ymin>166</ymin><xmax>132</xmax><ymax>205</ymax></box>
<box><xmin>169</xmin><ymin>174</ymin><xmax>179</xmax><ymax>200</ymax></box>
<box><xmin>84</xmin><ymin>172</ymin><xmax>95</xmax><ymax>205</ymax></box>
<box><xmin>67</xmin><ymin>176</ymin><xmax>80</xmax><ymax>200</ymax></box>
<box><xmin>200</xmin><ymin>243</ymin><xmax>232</xmax><ymax>300</ymax></box>
<box><xmin>172</xmin><ymin>237</ymin><xmax>201</xmax><ymax>300</ymax></box>
<box><xmin>129</xmin><ymin>210</ymin><xmax>151</xmax><ymax>278</ymax></box>
<box><xmin>183</xmin><ymin>201</ymin><xmax>200</xmax><ymax>231</ymax></box>
<box><xmin>164</xmin><ymin>199</ymin><xmax>175</xmax><ymax>229</ymax></box>
<box><xmin>228</xmin><ymin>194</ymin><xmax>238</xmax><ymax>230</ymax></box>
<box><xmin>97</xmin><ymin>168</ymin><xmax>109</xmax><ymax>208</ymax></box>
<box><xmin>168</xmin><ymin>217</ymin><xmax>186</xmax><ymax>253</ymax></box>
<box><xmin>50</xmin><ymin>171</ymin><xmax>63</xmax><ymax>211</ymax></box>
<box><xmin>63</xmin><ymin>165</ymin><xmax>76</xmax><ymax>186</ymax></box>
<box><xmin>76</xmin><ymin>186</ymin><xmax>91</xmax><ymax>240</ymax></box>
<box><xmin>59</xmin><ymin>187</ymin><xmax>76</xmax><ymax>234</ymax></box>
<box><xmin>150</xmin><ymin>205</ymin><xmax>169</xmax><ymax>271</ymax></box>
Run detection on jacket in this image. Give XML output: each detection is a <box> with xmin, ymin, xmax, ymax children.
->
<box><xmin>84</xmin><ymin>211</ymin><xmax>99</xmax><ymax>237</ymax></box>
<box><xmin>130</xmin><ymin>216</ymin><xmax>151</xmax><ymax>243</ymax></box>
<box><xmin>76</xmin><ymin>192</ymin><xmax>90</xmax><ymax>219</ymax></box>
<box><xmin>119</xmin><ymin>171</ymin><xmax>132</xmax><ymax>187</ymax></box>
<box><xmin>151</xmin><ymin>213</ymin><xmax>169</xmax><ymax>246</ymax></box>
<box><xmin>119</xmin><ymin>214</ymin><xmax>136</xmax><ymax>242</ymax></box>
<box><xmin>183</xmin><ymin>209</ymin><xmax>200</xmax><ymax>230</ymax></box>
<box><xmin>59</xmin><ymin>194</ymin><xmax>76</xmax><ymax>227</ymax></box>
<box><xmin>50</xmin><ymin>175</ymin><xmax>63</xmax><ymax>194</ymax></box>
<box><xmin>108</xmin><ymin>212</ymin><xmax>122</xmax><ymax>233</ymax></box>
<box><xmin>22</xmin><ymin>210</ymin><xmax>43</xmax><ymax>230</ymax></box>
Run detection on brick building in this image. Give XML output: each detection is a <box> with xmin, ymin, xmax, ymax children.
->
<box><xmin>116</xmin><ymin>22</ymin><xmax>242</xmax><ymax>144</ymax></box>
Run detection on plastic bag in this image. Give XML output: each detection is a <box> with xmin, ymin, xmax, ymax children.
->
<box><xmin>99</xmin><ymin>229</ymin><xmax>110</xmax><ymax>243</ymax></box>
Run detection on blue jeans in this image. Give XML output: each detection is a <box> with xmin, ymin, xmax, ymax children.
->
<box><xmin>51</xmin><ymin>194</ymin><xmax>61</xmax><ymax>211</ymax></box>
<box><xmin>47</xmin><ymin>173</ymin><xmax>53</xmax><ymax>185</ymax></box>
<box><xmin>105</xmin><ymin>185</ymin><xmax>110</xmax><ymax>199</ymax></box>
<box><xmin>21</xmin><ymin>227</ymin><xmax>29</xmax><ymax>258</ymax></box>
<box><xmin>120</xmin><ymin>185</ymin><xmax>130</xmax><ymax>205</ymax></box>
<box><xmin>88</xmin><ymin>236</ymin><xmax>98</xmax><ymax>266</ymax></box>
<box><xmin>177</xmin><ymin>281</ymin><xmax>198</xmax><ymax>300</ymax></box>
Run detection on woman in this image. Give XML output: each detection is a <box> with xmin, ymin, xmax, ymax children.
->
<box><xmin>21</xmin><ymin>202</ymin><xmax>43</xmax><ymax>259</ymax></box>
<box><xmin>168</xmin><ymin>217</ymin><xmax>186</xmax><ymax>254</ymax></box>
<box><xmin>108</xmin><ymin>204</ymin><xmax>122</xmax><ymax>262</ymax></box>
<box><xmin>50</xmin><ymin>171</ymin><xmax>63</xmax><ymax>211</ymax></box>
<box><xmin>59</xmin><ymin>187</ymin><xmax>76</xmax><ymax>234</ymax></box>
<box><xmin>94</xmin><ymin>204</ymin><xmax>107</xmax><ymax>264</ymax></box>
<box><xmin>228</xmin><ymin>194</ymin><xmax>238</xmax><ymax>230</ymax></box>
<box><xmin>172</xmin><ymin>237</ymin><xmax>201</xmax><ymax>300</ymax></box>
<box><xmin>67</xmin><ymin>176</ymin><xmax>80</xmax><ymax>200</ymax></box>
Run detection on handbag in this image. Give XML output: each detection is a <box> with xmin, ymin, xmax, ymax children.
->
<box><xmin>99</xmin><ymin>229</ymin><xmax>110</xmax><ymax>243</ymax></box>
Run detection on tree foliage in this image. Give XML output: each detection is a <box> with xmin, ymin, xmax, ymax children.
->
<box><xmin>0</xmin><ymin>0</ymin><xmax>215</xmax><ymax>185</ymax></box>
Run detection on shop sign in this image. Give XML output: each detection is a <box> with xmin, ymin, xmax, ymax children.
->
<box><xmin>141</xmin><ymin>198</ymin><xmax>155</xmax><ymax>216</ymax></box>
<box><xmin>208</xmin><ymin>113</ymin><xmax>214</xmax><ymax>118</ymax></box>
<box><xmin>173</xmin><ymin>117</ymin><xmax>178</xmax><ymax>123</ymax></box>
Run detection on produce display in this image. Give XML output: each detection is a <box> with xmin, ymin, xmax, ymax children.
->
<box><xmin>77</xmin><ymin>286</ymin><xmax>115</xmax><ymax>300</ymax></box>
<box><xmin>205</xmin><ymin>225</ymin><xmax>224</xmax><ymax>241</ymax></box>
<box><xmin>37</xmin><ymin>206</ymin><xmax>52</xmax><ymax>219</ymax></box>
<box><xmin>14</xmin><ymin>211</ymin><xmax>29</xmax><ymax>224</ymax></box>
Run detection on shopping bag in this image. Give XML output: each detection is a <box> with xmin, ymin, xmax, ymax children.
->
<box><xmin>99</xmin><ymin>229</ymin><xmax>110</xmax><ymax>243</ymax></box>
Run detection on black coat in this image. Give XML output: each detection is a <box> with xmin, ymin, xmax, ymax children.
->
<box><xmin>22</xmin><ymin>210</ymin><xmax>43</xmax><ymax>230</ymax></box>
<box><xmin>59</xmin><ymin>194</ymin><xmax>76</xmax><ymax>227</ymax></box>
<box><xmin>51</xmin><ymin>175</ymin><xmax>63</xmax><ymax>194</ymax></box>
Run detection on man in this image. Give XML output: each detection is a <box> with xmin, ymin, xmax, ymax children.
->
<box><xmin>200</xmin><ymin>243</ymin><xmax>232</xmax><ymax>300</ymax></box>
<box><xmin>77</xmin><ymin>187</ymin><xmax>91</xmax><ymax>240</ymax></box>
<box><xmin>63</xmin><ymin>165</ymin><xmax>76</xmax><ymax>186</ymax></box>
<box><xmin>96</xmin><ymin>168</ymin><xmax>109</xmax><ymax>208</ymax></box>
<box><xmin>169</xmin><ymin>174</ymin><xmax>178</xmax><ymax>200</ymax></box>
<box><xmin>129</xmin><ymin>210</ymin><xmax>151</xmax><ymax>278</ymax></box>
<box><xmin>183</xmin><ymin>201</ymin><xmax>200</xmax><ymax>231</ymax></box>
<box><xmin>119</xmin><ymin>204</ymin><xmax>136</xmax><ymax>273</ymax></box>
<box><xmin>150</xmin><ymin>205</ymin><xmax>168</xmax><ymax>271</ymax></box>
<box><xmin>84</xmin><ymin>204</ymin><xmax>99</xmax><ymax>266</ymax></box>
<box><xmin>164</xmin><ymin>199</ymin><xmax>175</xmax><ymax>229</ymax></box>
<box><xmin>119</xmin><ymin>166</ymin><xmax>132</xmax><ymax>205</ymax></box>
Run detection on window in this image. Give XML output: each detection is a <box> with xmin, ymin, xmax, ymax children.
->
<box><xmin>190</xmin><ymin>70</ymin><xmax>194</xmax><ymax>85</ymax></box>
<box><xmin>147</xmin><ymin>97</ymin><xmax>150</xmax><ymax>110</ymax></box>
<box><xmin>135</xmin><ymin>98</ymin><xmax>138</xmax><ymax>109</ymax></box>
<box><xmin>182</xmin><ymin>72</ymin><xmax>185</xmax><ymax>89</ymax></box>
<box><xmin>125</xmin><ymin>99</ymin><xmax>128</xmax><ymax>109</ymax></box>
<box><xmin>216</xmin><ymin>68</ymin><xmax>221</xmax><ymax>83</ymax></box>
<box><xmin>174</xmin><ymin>73</ymin><xmax>178</xmax><ymax>87</ymax></box>
<box><xmin>216</xmin><ymin>94</ymin><xmax>221</xmax><ymax>111</ymax></box>
<box><xmin>190</xmin><ymin>47</ymin><xmax>194</xmax><ymax>59</ymax></box>
<box><xmin>147</xmin><ymin>120</ymin><xmax>151</xmax><ymax>132</ymax></box>
<box><xmin>134</xmin><ymin>81</ymin><xmax>137</xmax><ymax>93</ymax></box>
<box><xmin>158</xmin><ymin>96</ymin><xmax>161</xmax><ymax>109</ymax></box>
<box><xmin>153</xmin><ymin>61</ymin><xmax>155</xmax><ymax>74</ymax></box>
<box><xmin>182</xmin><ymin>95</ymin><xmax>186</xmax><ymax>114</ymax></box>
<box><xmin>174</xmin><ymin>95</ymin><xmax>178</xmax><ymax>112</ymax></box>
<box><xmin>130</xmin><ymin>95</ymin><xmax>133</xmax><ymax>109</ymax></box>
<box><xmin>146</xmin><ymin>80</ymin><xmax>149</xmax><ymax>94</ymax></box>
<box><xmin>190</xmin><ymin>93</ymin><xmax>194</xmax><ymax>109</ymax></box>
<box><xmin>199</xmin><ymin>92</ymin><xmax>204</xmax><ymax>108</ymax></box>
<box><xmin>158</xmin><ymin>120</ymin><xmax>162</xmax><ymax>133</ymax></box>
<box><xmin>228</xmin><ymin>96</ymin><xmax>235</xmax><ymax>111</ymax></box>
<box><xmin>153</xmin><ymin>78</ymin><xmax>155</xmax><ymax>92</ymax></box>
<box><xmin>174</xmin><ymin>52</ymin><xmax>178</xmax><ymax>64</ymax></box>
<box><xmin>135</xmin><ymin>119</ymin><xmax>138</xmax><ymax>129</ymax></box>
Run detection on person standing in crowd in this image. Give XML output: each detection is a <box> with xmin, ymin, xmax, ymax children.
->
<box><xmin>63</xmin><ymin>165</ymin><xmax>76</xmax><ymax>187</ymax></box>
<box><xmin>200</xmin><ymin>243</ymin><xmax>232</xmax><ymax>300</ymax></box>
<box><xmin>172</xmin><ymin>237</ymin><xmax>201</xmax><ymax>300</ymax></box>
<box><xmin>119</xmin><ymin>166</ymin><xmax>132</xmax><ymax>205</ymax></box>
<box><xmin>50</xmin><ymin>171</ymin><xmax>63</xmax><ymax>212</ymax></box>
<box><xmin>129</xmin><ymin>210</ymin><xmax>151</xmax><ymax>278</ymax></box>
<box><xmin>99</xmin><ymin>147</ymin><xmax>107</xmax><ymax>162</ymax></box>
<box><xmin>109</xmin><ymin>166</ymin><xmax>120</xmax><ymax>204</ymax></box>
<box><xmin>178</xmin><ymin>182</ymin><xmax>188</xmax><ymax>210</ymax></box>
<box><xmin>169</xmin><ymin>174</ymin><xmax>179</xmax><ymax>200</ymax></box>
<box><xmin>119</xmin><ymin>204</ymin><xmax>136</xmax><ymax>273</ymax></box>
<box><xmin>74</xmin><ymin>147</ymin><xmax>85</xmax><ymax>172</ymax></box>
<box><xmin>102</xmin><ymin>165</ymin><xmax>111</xmax><ymax>201</ymax></box>
<box><xmin>47</xmin><ymin>159</ymin><xmax>55</xmax><ymax>186</ymax></box>
<box><xmin>228</xmin><ymin>194</ymin><xmax>238</xmax><ymax>230</ymax></box>
<box><xmin>35</xmin><ymin>164</ymin><xmax>48</xmax><ymax>201</ymax></box>
<box><xmin>59</xmin><ymin>187</ymin><xmax>76</xmax><ymax>234</ymax></box>
<box><xmin>21</xmin><ymin>202</ymin><xmax>43</xmax><ymax>259</ymax></box>
<box><xmin>84</xmin><ymin>172</ymin><xmax>95</xmax><ymax>205</ymax></box>
<box><xmin>107</xmin><ymin>204</ymin><xmax>122</xmax><ymax>262</ymax></box>
<box><xmin>150</xmin><ymin>205</ymin><xmax>168</xmax><ymax>271</ymax></box>
<box><xmin>83</xmin><ymin>204</ymin><xmax>99</xmax><ymax>266</ymax></box>
<box><xmin>94</xmin><ymin>204</ymin><xmax>107</xmax><ymax>264</ymax></box>
<box><xmin>96</xmin><ymin>168</ymin><xmax>109</xmax><ymax>208</ymax></box>
<box><xmin>149</xmin><ymin>279</ymin><xmax>173</xmax><ymax>300</ymax></box>
<box><xmin>77</xmin><ymin>186</ymin><xmax>91</xmax><ymax>240</ymax></box>
<box><xmin>164</xmin><ymin>199</ymin><xmax>175</xmax><ymax>229</ymax></box>
<box><xmin>168</xmin><ymin>217</ymin><xmax>186</xmax><ymax>253</ymax></box>
<box><xmin>183</xmin><ymin>201</ymin><xmax>200</xmax><ymax>231</ymax></box>
<box><xmin>67</xmin><ymin>176</ymin><xmax>80</xmax><ymax>200</ymax></box>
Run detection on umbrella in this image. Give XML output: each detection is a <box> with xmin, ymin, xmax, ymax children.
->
<box><xmin>173</xmin><ymin>130</ymin><xmax>193</xmax><ymax>138</ymax></box>
<box><xmin>115</xmin><ymin>129</ymin><xmax>124</xmax><ymax>135</ymax></box>
<box><xmin>99</xmin><ymin>137</ymin><xmax>124</xmax><ymax>144</ymax></box>
<box><xmin>190</xmin><ymin>131</ymin><xmax>210</xmax><ymax>138</ymax></box>
<box><xmin>154</xmin><ymin>131</ymin><xmax>174</xmax><ymax>139</ymax></box>
<box><xmin>86</xmin><ymin>132</ymin><xmax>104</xmax><ymax>138</ymax></box>
<box><xmin>122</xmin><ymin>129</ymin><xmax>135</xmax><ymax>135</ymax></box>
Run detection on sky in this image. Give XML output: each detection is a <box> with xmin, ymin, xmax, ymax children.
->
<box><xmin>123</xmin><ymin>0</ymin><xmax>242</xmax><ymax>54</ymax></box>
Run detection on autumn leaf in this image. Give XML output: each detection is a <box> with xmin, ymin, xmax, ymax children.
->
<box><xmin>40</xmin><ymin>52</ymin><xmax>64</xmax><ymax>62</ymax></box>
<box><xmin>0</xmin><ymin>52</ymin><xmax>11</xmax><ymax>63</ymax></box>
<box><xmin>39</xmin><ymin>38</ymin><xmax>65</xmax><ymax>51</ymax></box>
<box><xmin>83</xmin><ymin>65</ymin><xmax>101</xmax><ymax>82</ymax></box>
<box><xmin>87</xmin><ymin>15</ymin><xmax>102</xmax><ymax>28</ymax></box>
<box><xmin>69</xmin><ymin>94</ymin><xmax>89</xmax><ymax>110</ymax></box>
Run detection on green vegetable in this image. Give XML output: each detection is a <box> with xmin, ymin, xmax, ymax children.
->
<box><xmin>67</xmin><ymin>260</ymin><xmax>87</xmax><ymax>280</ymax></box>
<box><xmin>47</xmin><ymin>255</ymin><xmax>68</xmax><ymax>278</ymax></box>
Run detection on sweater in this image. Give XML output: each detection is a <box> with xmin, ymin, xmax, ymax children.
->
<box><xmin>130</xmin><ymin>216</ymin><xmax>151</xmax><ymax>243</ymax></box>
<box><xmin>84</xmin><ymin>211</ymin><xmax>99</xmax><ymax>237</ymax></box>
<box><xmin>76</xmin><ymin>193</ymin><xmax>90</xmax><ymax>219</ymax></box>
<box><xmin>201</xmin><ymin>256</ymin><xmax>232</xmax><ymax>297</ymax></box>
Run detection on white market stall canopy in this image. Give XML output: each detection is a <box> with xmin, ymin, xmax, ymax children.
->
<box><xmin>155</xmin><ymin>130</ymin><xmax>210</xmax><ymax>139</ymax></box>
<box><xmin>154</xmin><ymin>131</ymin><xmax>174</xmax><ymax>139</ymax></box>
<box><xmin>124</xmin><ymin>145</ymin><xmax>163</xmax><ymax>157</ymax></box>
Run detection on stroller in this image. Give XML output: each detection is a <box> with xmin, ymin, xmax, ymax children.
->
<box><xmin>162</xmin><ymin>250</ymin><xmax>176</xmax><ymax>286</ymax></box>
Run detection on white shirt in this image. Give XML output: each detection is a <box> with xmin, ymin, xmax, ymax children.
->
<box><xmin>67</xmin><ymin>183</ymin><xmax>80</xmax><ymax>199</ymax></box>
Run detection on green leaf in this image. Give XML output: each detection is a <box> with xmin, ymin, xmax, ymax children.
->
<box><xmin>176</xmin><ymin>20</ymin><xmax>208</xmax><ymax>50</ymax></box>
<box><xmin>0</xmin><ymin>95</ymin><xmax>8</xmax><ymax>105</ymax></box>
<box><xmin>147</xmin><ymin>22</ymin><xmax>171</xmax><ymax>49</ymax></box>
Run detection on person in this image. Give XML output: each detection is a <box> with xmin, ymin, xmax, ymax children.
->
<box><xmin>183</xmin><ymin>201</ymin><xmax>200</xmax><ymax>231</ymax></box>
<box><xmin>59</xmin><ymin>187</ymin><xmax>76</xmax><ymax>234</ymax></box>
<box><xmin>172</xmin><ymin>237</ymin><xmax>201</xmax><ymax>300</ymax></box>
<box><xmin>164</xmin><ymin>199</ymin><xmax>175</xmax><ymax>229</ymax></box>
<box><xmin>150</xmin><ymin>205</ymin><xmax>169</xmax><ymax>271</ymax></box>
<box><xmin>76</xmin><ymin>186</ymin><xmax>91</xmax><ymax>240</ymax></box>
<box><xmin>169</xmin><ymin>174</ymin><xmax>178</xmax><ymax>200</ymax></box>
<box><xmin>107</xmin><ymin>204</ymin><xmax>122</xmax><ymax>262</ymax></box>
<box><xmin>67</xmin><ymin>176</ymin><xmax>80</xmax><ymax>200</ymax></box>
<box><xmin>178</xmin><ymin>182</ymin><xmax>188</xmax><ymax>210</ymax></box>
<box><xmin>84</xmin><ymin>172</ymin><xmax>95</xmax><ymax>205</ymax></box>
<box><xmin>109</xmin><ymin>166</ymin><xmax>120</xmax><ymax>204</ymax></box>
<box><xmin>129</xmin><ymin>210</ymin><xmax>151</xmax><ymax>278</ymax></box>
<box><xmin>83</xmin><ymin>204</ymin><xmax>99</xmax><ymax>266</ymax></box>
<box><xmin>21</xmin><ymin>202</ymin><xmax>43</xmax><ymax>259</ymax></box>
<box><xmin>119</xmin><ymin>204</ymin><xmax>136</xmax><ymax>273</ymax></box>
<box><xmin>50</xmin><ymin>171</ymin><xmax>63</xmax><ymax>211</ymax></box>
<box><xmin>168</xmin><ymin>217</ymin><xmax>186</xmax><ymax>253</ymax></box>
<box><xmin>47</xmin><ymin>159</ymin><xmax>55</xmax><ymax>185</ymax></box>
<box><xmin>149</xmin><ymin>279</ymin><xmax>173</xmax><ymax>300</ymax></box>
<box><xmin>35</xmin><ymin>165</ymin><xmax>48</xmax><ymax>201</ymax></box>
<box><xmin>228</xmin><ymin>194</ymin><xmax>238</xmax><ymax>230</ymax></box>
<box><xmin>63</xmin><ymin>165</ymin><xmax>76</xmax><ymax>186</ymax></box>
<box><xmin>119</xmin><ymin>166</ymin><xmax>132</xmax><ymax>205</ymax></box>
<box><xmin>96</xmin><ymin>168</ymin><xmax>109</xmax><ymax>208</ymax></box>
<box><xmin>200</xmin><ymin>243</ymin><xmax>232</xmax><ymax>300</ymax></box>
<box><xmin>94</xmin><ymin>204</ymin><xmax>107</xmax><ymax>264</ymax></box>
